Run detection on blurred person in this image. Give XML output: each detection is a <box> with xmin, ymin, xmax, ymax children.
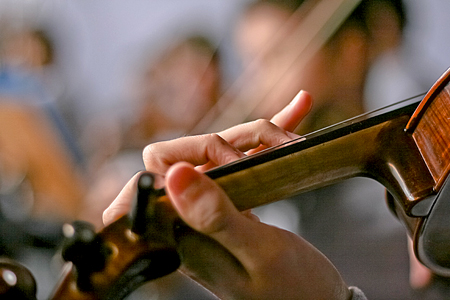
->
<box><xmin>125</xmin><ymin>35</ymin><xmax>222</xmax><ymax>148</ymax></box>
<box><xmin>233</xmin><ymin>0</ymin><xmax>406</xmax><ymax>133</ymax></box>
<box><xmin>226</xmin><ymin>1</ymin><xmax>425</xmax><ymax>299</ymax></box>
<box><xmin>81</xmin><ymin>34</ymin><xmax>224</xmax><ymax>300</ymax></box>
<box><xmin>82</xmin><ymin>34</ymin><xmax>223</xmax><ymax>226</ymax></box>
<box><xmin>0</xmin><ymin>26</ymin><xmax>86</xmax><ymax>221</ymax></box>
<box><xmin>81</xmin><ymin>35</ymin><xmax>222</xmax><ymax>177</ymax></box>
<box><xmin>0</xmin><ymin>25</ymin><xmax>87</xmax><ymax>299</ymax></box>
<box><xmin>0</xmin><ymin>27</ymin><xmax>81</xmax><ymax>155</ymax></box>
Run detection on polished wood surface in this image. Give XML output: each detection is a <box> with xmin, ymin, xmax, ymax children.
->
<box><xmin>411</xmin><ymin>84</ymin><xmax>450</xmax><ymax>190</ymax></box>
<box><xmin>214</xmin><ymin>114</ymin><xmax>434</xmax><ymax>216</ymax></box>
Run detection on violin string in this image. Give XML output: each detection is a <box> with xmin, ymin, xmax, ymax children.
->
<box><xmin>278</xmin><ymin>92</ymin><xmax>427</xmax><ymax>145</ymax></box>
<box><xmin>189</xmin><ymin>0</ymin><xmax>362</xmax><ymax>135</ymax></box>
<box><xmin>209</xmin><ymin>91</ymin><xmax>428</xmax><ymax>171</ymax></box>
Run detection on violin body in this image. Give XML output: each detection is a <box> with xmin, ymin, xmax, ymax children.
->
<box><xmin>404</xmin><ymin>68</ymin><xmax>450</xmax><ymax>275</ymax></box>
<box><xmin>39</xmin><ymin>67</ymin><xmax>450</xmax><ymax>299</ymax></box>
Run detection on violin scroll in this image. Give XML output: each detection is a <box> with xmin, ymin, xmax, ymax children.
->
<box><xmin>50</xmin><ymin>172</ymin><xmax>181</xmax><ymax>300</ymax></box>
<box><xmin>61</xmin><ymin>221</ymin><xmax>112</xmax><ymax>291</ymax></box>
<box><xmin>0</xmin><ymin>258</ymin><xmax>37</xmax><ymax>300</ymax></box>
<box><xmin>395</xmin><ymin>66</ymin><xmax>450</xmax><ymax>276</ymax></box>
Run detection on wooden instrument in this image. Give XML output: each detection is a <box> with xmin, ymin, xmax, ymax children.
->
<box><xmin>40</xmin><ymin>66</ymin><xmax>450</xmax><ymax>299</ymax></box>
<box><xmin>0</xmin><ymin>258</ymin><xmax>37</xmax><ymax>300</ymax></box>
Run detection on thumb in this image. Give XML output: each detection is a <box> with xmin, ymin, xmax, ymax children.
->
<box><xmin>165</xmin><ymin>162</ymin><xmax>268</xmax><ymax>268</ymax></box>
<box><xmin>165</xmin><ymin>162</ymin><xmax>239</xmax><ymax>235</ymax></box>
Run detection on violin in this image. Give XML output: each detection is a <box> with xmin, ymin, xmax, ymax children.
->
<box><xmin>6</xmin><ymin>66</ymin><xmax>450</xmax><ymax>299</ymax></box>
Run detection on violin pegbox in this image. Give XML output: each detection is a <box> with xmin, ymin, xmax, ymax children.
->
<box><xmin>53</xmin><ymin>172</ymin><xmax>181</xmax><ymax>300</ymax></box>
<box><xmin>61</xmin><ymin>221</ymin><xmax>112</xmax><ymax>291</ymax></box>
<box><xmin>405</xmin><ymin>66</ymin><xmax>450</xmax><ymax>277</ymax></box>
<box><xmin>0</xmin><ymin>258</ymin><xmax>37</xmax><ymax>300</ymax></box>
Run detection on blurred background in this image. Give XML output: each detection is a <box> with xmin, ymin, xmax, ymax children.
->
<box><xmin>1</xmin><ymin>0</ymin><xmax>450</xmax><ymax>299</ymax></box>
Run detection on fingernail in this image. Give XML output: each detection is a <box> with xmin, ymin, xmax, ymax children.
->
<box><xmin>289</xmin><ymin>90</ymin><xmax>304</xmax><ymax>106</ymax></box>
<box><xmin>102</xmin><ymin>207</ymin><xmax>116</xmax><ymax>226</ymax></box>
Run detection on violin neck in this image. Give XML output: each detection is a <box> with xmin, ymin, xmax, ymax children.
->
<box><xmin>207</xmin><ymin>98</ymin><xmax>434</xmax><ymax>217</ymax></box>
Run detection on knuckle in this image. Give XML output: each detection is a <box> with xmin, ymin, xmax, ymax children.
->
<box><xmin>142</xmin><ymin>144</ymin><xmax>156</xmax><ymax>162</ymax></box>
<box><xmin>142</xmin><ymin>143</ymin><xmax>167</xmax><ymax>170</ymax></box>
<box><xmin>254</xmin><ymin>118</ymin><xmax>273</xmax><ymax>129</ymax></box>
<box><xmin>188</xmin><ymin>194</ymin><xmax>229</xmax><ymax>234</ymax></box>
<box><xmin>197</xmin><ymin>210</ymin><xmax>228</xmax><ymax>234</ymax></box>
<box><xmin>206</xmin><ymin>133</ymin><xmax>226</xmax><ymax>145</ymax></box>
<box><xmin>253</xmin><ymin>119</ymin><xmax>280</xmax><ymax>137</ymax></box>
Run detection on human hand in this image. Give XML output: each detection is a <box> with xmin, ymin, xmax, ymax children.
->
<box><xmin>103</xmin><ymin>91</ymin><xmax>351</xmax><ymax>300</ymax></box>
<box><xmin>103</xmin><ymin>90</ymin><xmax>312</xmax><ymax>223</ymax></box>
<box><xmin>408</xmin><ymin>238</ymin><xmax>433</xmax><ymax>289</ymax></box>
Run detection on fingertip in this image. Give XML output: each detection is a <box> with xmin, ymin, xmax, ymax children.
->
<box><xmin>102</xmin><ymin>172</ymin><xmax>142</xmax><ymax>226</ymax></box>
<box><xmin>102</xmin><ymin>207</ymin><xmax>117</xmax><ymax>226</ymax></box>
<box><xmin>102</xmin><ymin>209</ymin><xmax>111</xmax><ymax>226</ymax></box>
<box><xmin>271</xmin><ymin>90</ymin><xmax>313</xmax><ymax>132</ymax></box>
<box><xmin>291</xmin><ymin>90</ymin><xmax>313</xmax><ymax>116</ymax></box>
<box><xmin>103</xmin><ymin>201</ymin><xmax>130</xmax><ymax>226</ymax></box>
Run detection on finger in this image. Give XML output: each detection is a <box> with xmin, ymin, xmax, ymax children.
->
<box><xmin>245</xmin><ymin>91</ymin><xmax>311</xmax><ymax>155</ymax></box>
<box><xmin>165</xmin><ymin>162</ymin><xmax>279</xmax><ymax>269</ymax></box>
<box><xmin>165</xmin><ymin>162</ymin><xmax>351</xmax><ymax>300</ymax></box>
<box><xmin>166</xmin><ymin>162</ymin><xmax>242</xmax><ymax>235</ymax></box>
<box><xmin>143</xmin><ymin>133</ymin><xmax>245</xmax><ymax>174</ymax></box>
<box><xmin>408</xmin><ymin>238</ymin><xmax>432</xmax><ymax>289</ymax></box>
<box><xmin>102</xmin><ymin>172</ymin><xmax>142</xmax><ymax>226</ymax></box>
<box><xmin>242</xmin><ymin>209</ymin><xmax>260</xmax><ymax>222</ymax></box>
<box><xmin>270</xmin><ymin>90</ymin><xmax>312</xmax><ymax>131</ymax></box>
<box><xmin>218</xmin><ymin>119</ymin><xmax>297</xmax><ymax>153</ymax></box>
<box><xmin>142</xmin><ymin>92</ymin><xmax>311</xmax><ymax>174</ymax></box>
<box><xmin>219</xmin><ymin>91</ymin><xmax>310</xmax><ymax>155</ymax></box>
<box><xmin>194</xmin><ymin>160</ymin><xmax>221</xmax><ymax>173</ymax></box>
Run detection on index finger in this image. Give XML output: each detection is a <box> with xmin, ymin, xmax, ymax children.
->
<box><xmin>143</xmin><ymin>133</ymin><xmax>244</xmax><ymax>175</ymax></box>
<box><xmin>245</xmin><ymin>90</ymin><xmax>311</xmax><ymax>155</ymax></box>
<box><xmin>270</xmin><ymin>90</ymin><xmax>312</xmax><ymax>131</ymax></box>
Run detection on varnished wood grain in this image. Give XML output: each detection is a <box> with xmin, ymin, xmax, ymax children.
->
<box><xmin>413</xmin><ymin>84</ymin><xmax>450</xmax><ymax>190</ymax></box>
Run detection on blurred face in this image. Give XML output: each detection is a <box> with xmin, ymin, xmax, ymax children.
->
<box><xmin>140</xmin><ymin>41</ymin><xmax>220</xmax><ymax>131</ymax></box>
<box><xmin>3</xmin><ymin>31</ymin><xmax>49</xmax><ymax>69</ymax></box>
<box><xmin>233</xmin><ymin>3</ymin><xmax>371</xmax><ymax>130</ymax></box>
<box><xmin>233</xmin><ymin>4</ymin><xmax>336</xmax><ymax>117</ymax></box>
<box><xmin>163</xmin><ymin>44</ymin><xmax>219</xmax><ymax>124</ymax></box>
<box><xmin>234</xmin><ymin>3</ymin><xmax>291</xmax><ymax>66</ymax></box>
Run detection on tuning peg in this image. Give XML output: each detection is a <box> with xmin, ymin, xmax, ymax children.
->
<box><xmin>130</xmin><ymin>172</ymin><xmax>162</xmax><ymax>235</ymax></box>
<box><xmin>60</xmin><ymin>221</ymin><xmax>111</xmax><ymax>291</ymax></box>
<box><xmin>0</xmin><ymin>258</ymin><xmax>37</xmax><ymax>300</ymax></box>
